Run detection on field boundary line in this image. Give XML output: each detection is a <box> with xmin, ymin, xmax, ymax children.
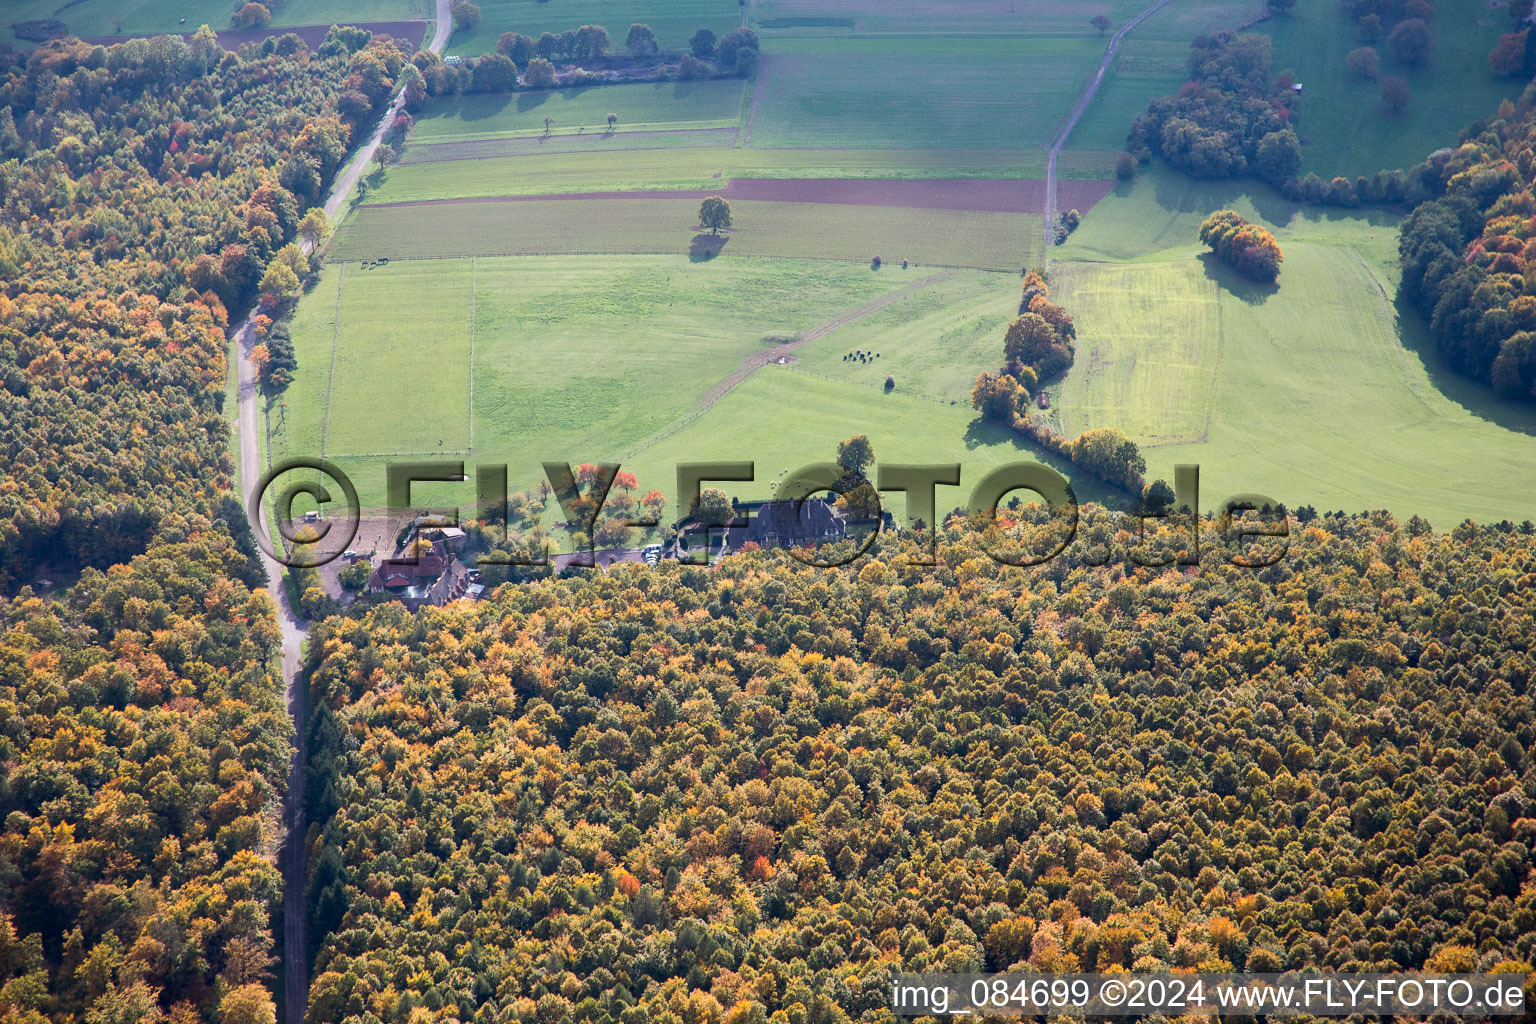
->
<box><xmin>321</xmin><ymin>263</ymin><xmax>345</xmax><ymax>456</ymax></box>
<box><xmin>468</xmin><ymin>256</ymin><xmax>476</xmax><ymax>452</ymax></box>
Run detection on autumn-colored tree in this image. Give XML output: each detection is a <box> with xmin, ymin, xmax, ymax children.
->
<box><xmin>1380</xmin><ymin>74</ymin><xmax>1411</xmax><ymax>113</ymax></box>
<box><xmin>1199</xmin><ymin>209</ymin><xmax>1283</xmax><ymax>282</ymax></box>
<box><xmin>1346</xmin><ymin>45</ymin><xmax>1381</xmax><ymax>79</ymax></box>
<box><xmin>451</xmin><ymin>1</ymin><xmax>482</xmax><ymax>33</ymax></box>
<box><xmin>1388</xmin><ymin>18</ymin><xmax>1432</xmax><ymax>65</ymax></box>
<box><xmin>1489</xmin><ymin>31</ymin><xmax>1528</xmax><ymax>76</ymax></box>
<box><xmin>233</xmin><ymin>2</ymin><xmax>271</xmax><ymax>29</ymax></box>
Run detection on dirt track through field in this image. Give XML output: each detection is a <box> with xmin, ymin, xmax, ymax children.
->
<box><xmin>695</xmin><ymin>270</ymin><xmax>951</xmax><ymax>411</ymax></box>
<box><xmin>1045</xmin><ymin>0</ymin><xmax>1174</xmax><ymax>256</ymax></box>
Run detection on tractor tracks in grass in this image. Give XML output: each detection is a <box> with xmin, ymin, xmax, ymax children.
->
<box><xmin>1044</xmin><ymin>0</ymin><xmax>1174</xmax><ymax>258</ymax></box>
<box><xmin>741</xmin><ymin>55</ymin><xmax>769</xmax><ymax>146</ymax></box>
<box><xmin>697</xmin><ymin>270</ymin><xmax>951</xmax><ymax>410</ymax></box>
<box><xmin>624</xmin><ymin>270</ymin><xmax>951</xmax><ymax>459</ymax></box>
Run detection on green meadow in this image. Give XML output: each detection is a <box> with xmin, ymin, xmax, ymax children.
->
<box><xmin>745</xmin><ymin>36</ymin><xmax>1103</xmax><ymax>150</ymax></box>
<box><xmin>330</xmin><ymin>197</ymin><xmax>1041</xmax><ymax>270</ymax></box>
<box><xmin>404</xmin><ymin>81</ymin><xmax>750</xmax><ymax>146</ymax></box>
<box><xmin>370</xmin><ymin>146</ymin><xmax>1053</xmax><ymax>205</ymax></box>
<box><xmin>263</xmin><ymin>0</ymin><xmax>1536</xmax><ymax>533</ymax></box>
<box><xmin>1261</xmin><ymin>0</ymin><xmax>1520</xmax><ymax>178</ymax></box>
<box><xmin>270</xmin><ymin>255</ymin><xmax>931</xmax><ymax>508</ymax></box>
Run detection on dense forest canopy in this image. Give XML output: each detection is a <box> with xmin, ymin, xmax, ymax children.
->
<box><xmin>0</xmin><ymin>27</ymin><xmax>405</xmax><ymax>590</ymax></box>
<box><xmin>1400</xmin><ymin>84</ymin><xmax>1536</xmax><ymax>401</ymax></box>
<box><xmin>0</xmin><ymin>25</ymin><xmax>407</xmax><ymax>1024</ymax></box>
<box><xmin>300</xmin><ymin>512</ymin><xmax>1536</xmax><ymax>1024</ymax></box>
<box><xmin>2</xmin><ymin>7</ymin><xmax>1536</xmax><ymax>1024</ymax></box>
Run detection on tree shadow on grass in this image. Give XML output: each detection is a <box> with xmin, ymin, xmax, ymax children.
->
<box><xmin>440</xmin><ymin>91</ymin><xmax>514</xmax><ymax>121</ymax></box>
<box><xmin>1393</xmin><ymin>288</ymin><xmax>1536</xmax><ymax>438</ymax></box>
<box><xmin>515</xmin><ymin>90</ymin><xmax>552</xmax><ymax>113</ymax></box>
<box><xmin>1197</xmin><ymin>251</ymin><xmax>1278</xmax><ymax>305</ymax></box>
<box><xmin>1151</xmin><ymin>167</ymin><xmax>1295</xmax><ymax>230</ymax></box>
<box><xmin>961</xmin><ymin>417</ymin><xmax>1133</xmax><ymax>512</ymax></box>
<box><xmin>689</xmin><ymin>233</ymin><xmax>729</xmax><ymax>261</ymax></box>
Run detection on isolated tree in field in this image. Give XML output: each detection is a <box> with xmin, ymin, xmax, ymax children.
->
<box><xmin>690</xmin><ymin>28</ymin><xmax>717</xmax><ymax>58</ymax></box>
<box><xmin>452</xmin><ymin>1</ymin><xmax>481</xmax><ymax>33</ymax></box>
<box><xmin>1381</xmin><ymin>74</ymin><xmax>1411</xmax><ymax>113</ymax></box>
<box><xmin>473</xmin><ymin>52</ymin><xmax>518</xmax><ymax>92</ymax></box>
<box><xmin>1115</xmin><ymin>152</ymin><xmax>1137</xmax><ymax>179</ymax></box>
<box><xmin>524</xmin><ymin>58</ymin><xmax>556</xmax><ymax>88</ymax></box>
<box><xmin>699</xmin><ymin>195</ymin><xmax>732</xmax><ymax>234</ymax></box>
<box><xmin>1357</xmin><ymin>12</ymin><xmax>1382</xmax><ymax>41</ymax></box>
<box><xmin>1199</xmin><ymin>209</ymin><xmax>1282</xmax><ymax>283</ymax></box>
<box><xmin>1346</xmin><ymin>45</ymin><xmax>1380</xmax><ymax>79</ymax></box>
<box><xmin>234</xmin><ymin>2</ymin><xmax>271</xmax><ymax>29</ymax></box>
<box><xmin>627</xmin><ymin>23</ymin><xmax>659</xmax><ymax>57</ymax></box>
<box><xmin>836</xmin><ymin>435</ymin><xmax>875</xmax><ymax>475</ymax></box>
<box><xmin>1489</xmin><ymin>31</ymin><xmax>1528</xmax><ymax>76</ymax></box>
<box><xmin>1090</xmin><ymin>15</ymin><xmax>1111</xmax><ymax>36</ymax></box>
<box><xmin>607</xmin><ymin>112</ymin><xmax>618</xmax><ymax>129</ymax></box>
<box><xmin>1389</xmin><ymin>19</ymin><xmax>1431</xmax><ymax>65</ymax></box>
<box><xmin>543</xmin><ymin>116</ymin><xmax>555</xmax><ymax>134</ymax></box>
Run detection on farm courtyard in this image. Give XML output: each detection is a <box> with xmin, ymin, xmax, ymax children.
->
<box><xmin>266</xmin><ymin>0</ymin><xmax>1536</xmax><ymax>533</ymax></box>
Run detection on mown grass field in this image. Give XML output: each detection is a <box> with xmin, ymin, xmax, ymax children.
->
<box><xmin>270</xmin><ymin>255</ymin><xmax>933</xmax><ymax>509</ymax></box>
<box><xmin>331</xmin><ymin>197</ymin><xmax>1041</xmax><ymax>269</ymax></box>
<box><xmin>405</xmin><ymin>81</ymin><xmax>750</xmax><ymax>146</ymax></box>
<box><xmin>373</xmin><ymin>146</ymin><xmax>1055</xmax><ymax>203</ymax></box>
<box><xmin>752</xmin><ymin>0</ymin><xmax>1153</xmax><ymax>36</ymax></box>
<box><xmin>1047</xmin><ymin>170</ymin><xmax>1536</xmax><ymax>525</ymax></box>
<box><xmin>746</xmin><ymin>36</ymin><xmax>1102</xmax><ymax>150</ymax></box>
<box><xmin>445</xmin><ymin>0</ymin><xmax>741</xmax><ymax>56</ymax></box>
<box><xmin>785</xmin><ymin>272</ymin><xmax>1021</xmax><ymax>402</ymax></box>
<box><xmin>1051</xmin><ymin>259</ymin><xmax>1220</xmax><ymax>447</ymax></box>
<box><xmin>2</xmin><ymin>0</ymin><xmax>424</xmax><ymax>47</ymax></box>
<box><xmin>619</xmin><ymin>367</ymin><xmax>1133</xmax><ymax>522</ymax></box>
